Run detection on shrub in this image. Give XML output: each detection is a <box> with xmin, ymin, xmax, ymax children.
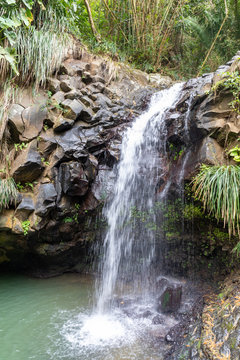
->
<box><xmin>192</xmin><ymin>164</ymin><xmax>240</xmax><ymax>237</ymax></box>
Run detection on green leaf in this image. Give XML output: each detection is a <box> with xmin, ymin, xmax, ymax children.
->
<box><xmin>0</xmin><ymin>16</ymin><xmax>21</xmax><ymax>29</ymax></box>
<box><xmin>0</xmin><ymin>46</ymin><xmax>19</xmax><ymax>75</ymax></box>
<box><xmin>229</xmin><ymin>151</ymin><xmax>239</xmax><ymax>157</ymax></box>
<box><xmin>4</xmin><ymin>30</ymin><xmax>17</xmax><ymax>46</ymax></box>
<box><xmin>5</xmin><ymin>0</ymin><xmax>16</xmax><ymax>4</ymax></box>
<box><xmin>233</xmin><ymin>155</ymin><xmax>240</xmax><ymax>162</ymax></box>
<box><xmin>21</xmin><ymin>0</ymin><xmax>34</xmax><ymax>10</ymax></box>
<box><xmin>20</xmin><ymin>8</ymin><xmax>31</xmax><ymax>27</ymax></box>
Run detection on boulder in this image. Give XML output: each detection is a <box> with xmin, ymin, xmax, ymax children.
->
<box><xmin>37</xmin><ymin>130</ymin><xmax>57</xmax><ymax>158</ymax></box>
<box><xmin>11</xmin><ymin>140</ymin><xmax>44</xmax><ymax>182</ymax></box>
<box><xmin>59</xmin><ymin>161</ymin><xmax>89</xmax><ymax>197</ymax></box>
<box><xmin>47</xmin><ymin>78</ymin><xmax>60</xmax><ymax>94</ymax></box>
<box><xmin>60</xmin><ymin>79</ymin><xmax>74</xmax><ymax>93</ymax></box>
<box><xmin>95</xmin><ymin>93</ymin><xmax>114</xmax><ymax>108</ymax></box>
<box><xmin>8</xmin><ymin>104</ymin><xmax>25</xmax><ymax>140</ymax></box>
<box><xmin>35</xmin><ymin>183</ymin><xmax>57</xmax><ymax>217</ymax></box>
<box><xmin>185</xmin><ymin>137</ymin><xmax>227</xmax><ymax>179</ymax></box>
<box><xmin>157</xmin><ymin>284</ymin><xmax>182</xmax><ymax>313</ymax></box>
<box><xmin>51</xmin><ymin>91</ymin><xmax>65</xmax><ymax>105</ymax></box>
<box><xmin>61</xmin><ymin>99</ymin><xmax>93</xmax><ymax>122</ymax></box>
<box><xmin>15</xmin><ymin>193</ymin><xmax>35</xmax><ymax>221</ymax></box>
<box><xmin>65</xmin><ymin>90</ymin><xmax>82</xmax><ymax>100</ymax></box>
<box><xmin>53</xmin><ymin>117</ymin><xmax>74</xmax><ymax>133</ymax></box>
<box><xmin>21</xmin><ymin>104</ymin><xmax>48</xmax><ymax>140</ymax></box>
<box><xmin>82</xmin><ymin>71</ymin><xmax>93</xmax><ymax>85</ymax></box>
<box><xmin>84</xmin><ymin>154</ymin><xmax>98</xmax><ymax>182</ymax></box>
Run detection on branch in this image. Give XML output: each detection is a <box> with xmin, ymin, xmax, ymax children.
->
<box><xmin>197</xmin><ymin>0</ymin><xmax>229</xmax><ymax>77</ymax></box>
<box><xmin>83</xmin><ymin>0</ymin><xmax>101</xmax><ymax>43</ymax></box>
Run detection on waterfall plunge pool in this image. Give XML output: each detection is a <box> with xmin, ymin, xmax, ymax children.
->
<box><xmin>0</xmin><ymin>273</ymin><xmax>183</xmax><ymax>360</ymax></box>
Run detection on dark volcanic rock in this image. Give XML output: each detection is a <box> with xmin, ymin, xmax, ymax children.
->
<box><xmin>158</xmin><ymin>284</ymin><xmax>182</xmax><ymax>313</ymax></box>
<box><xmin>15</xmin><ymin>193</ymin><xmax>35</xmax><ymax>221</ymax></box>
<box><xmin>59</xmin><ymin>161</ymin><xmax>89</xmax><ymax>197</ymax></box>
<box><xmin>35</xmin><ymin>183</ymin><xmax>57</xmax><ymax>217</ymax></box>
<box><xmin>8</xmin><ymin>104</ymin><xmax>25</xmax><ymax>141</ymax></box>
<box><xmin>11</xmin><ymin>140</ymin><xmax>44</xmax><ymax>182</ymax></box>
<box><xmin>21</xmin><ymin>104</ymin><xmax>48</xmax><ymax>140</ymax></box>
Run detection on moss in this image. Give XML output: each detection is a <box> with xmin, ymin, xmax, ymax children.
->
<box><xmin>183</xmin><ymin>203</ymin><xmax>205</xmax><ymax>220</ymax></box>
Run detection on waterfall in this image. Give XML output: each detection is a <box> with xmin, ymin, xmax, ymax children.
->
<box><xmin>96</xmin><ymin>83</ymin><xmax>184</xmax><ymax>313</ymax></box>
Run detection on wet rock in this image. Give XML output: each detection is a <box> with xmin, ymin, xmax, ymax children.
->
<box><xmin>95</xmin><ymin>93</ymin><xmax>114</xmax><ymax>108</ymax></box>
<box><xmin>158</xmin><ymin>284</ymin><xmax>182</xmax><ymax>313</ymax></box>
<box><xmin>51</xmin><ymin>91</ymin><xmax>65</xmax><ymax>105</ymax></box>
<box><xmin>152</xmin><ymin>314</ymin><xmax>164</xmax><ymax>325</ymax></box>
<box><xmin>85</xmin><ymin>154</ymin><xmax>98</xmax><ymax>182</ymax></box>
<box><xmin>53</xmin><ymin>117</ymin><xmax>74</xmax><ymax>133</ymax></box>
<box><xmin>91</xmin><ymin>167</ymin><xmax>116</xmax><ymax>201</ymax></box>
<box><xmin>62</xmin><ymin>99</ymin><xmax>93</xmax><ymax>122</ymax></box>
<box><xmin>47</xmin><ymin>78</ymin><xmax>60</xmax><ymax>94</ymax></box>
<box><xmin>94</xmin><ymin>82</ymin><xmax>105</xmax><ymax>92</ymax></box>
<box><xmin>92</xmin><ymin>75</ymin><xmax>105</xmax><ymax>84</ymax></box>
<box><xmin>59</xmin><ymin>161</ymin><xmax>89</xmax><ymax>197</ymax></box>
<box><xmin>15</xmin><ymin>193</ymin><xmax>35</xmax><ymax>221</ymax></box>
<box><xmin>148</xmin><ymin>73</ymin><xmax>173</xmax><ymax>89</ymax></box>
<box><xmin>82</xmin><ymin>71</ymin><xmax>93</xmax><ymax>85</ymax></box>
<box><xmin>142</xmin><ymin>310</ymin><xmax>152</xmax><ymax>318</ymax></box>
<box><xmin>166</xmin><ymin>334</ymin><xmax>174</xmax><ymax>343</ymax></box>
<box><xmin>60</xmin><ymin>79</ymin><xmax>74</xmax><ymax>93</ymax></box>
<box><xmin>79</xmin><ymin>95</ymin><xmax>95</xmax><ymax>108</ymax></box>
<box><xmin>11</xmin><ymin>140</ymin><xmax>43</xmax><ymax>182</ymax></box>
<box><xmin>93</xmin><ymin>109</ymin><xmax>113</xmax><ymax>125</ymax></box>
<box><xmin>21</xmin><ymin>104</ymin><xmax>48</xmax><ymax>140</ymax></box>
<box><xmin>8</xmin><ymin>104</ymin><xmax>25</xmax><ymax>141</ymax></box>
<box><xmin>35</xmin><ymin>183</ymin><xmax>57</xmax><ymax>217</ymax></box>
<box><xmin>37</xmin><ymin>130</ymin><xmax>57</xmax><ymax>158</ymax></box>
<box><xmin>64</xmin><ymin>90</ymin><xmax>82</xmax><ymax>100</ymax></box>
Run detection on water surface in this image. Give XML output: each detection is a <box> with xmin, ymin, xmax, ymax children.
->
<box><xmin>0</xmin><ymin>273</ymin><xmax>167</xmax><ymax>360</ymax></box>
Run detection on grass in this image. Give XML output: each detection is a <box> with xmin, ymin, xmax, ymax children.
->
<box><xmin>0</xmin><ymin>177</ymin><xmax>18</xmax><ymax>212</ymax></box>
<box><xmin>15</xmin><ymin>9</ymin><xmax>75</xmax><ymax>89</ymax></box>
<box><xmin>192</xmin><ymin>164</ymin><xmax>240</xmax><ymax>237</ymax></box>
<box><xmin>0</xmin><ymin>6</ymin><xmax>75</xmax><ymax>154</ymax></box>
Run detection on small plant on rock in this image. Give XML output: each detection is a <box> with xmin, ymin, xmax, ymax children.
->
<box><xmin>211</xmin><ymin>71</ymin><xmax>240</xmax><ymax>113</ymax></box>
<box><xmin>21</xmin><ymin>220</ymin><xmax>30</xmax><ymax>236</ymax></box>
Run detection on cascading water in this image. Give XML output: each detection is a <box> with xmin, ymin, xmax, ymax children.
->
<box><xmin>96</xmin><ymin>82</ymin><xmax>184</xmax><ymax>312</ymax></box>
<box><xmin>59</xmin><ymin>82</ymin><xmax>194</xmax><ymax>360</ymax></box>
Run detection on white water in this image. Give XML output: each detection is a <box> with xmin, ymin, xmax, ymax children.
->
<box><xmin>59</xmin><ymin>83</ymin><xmax>185</xmax><ymax>358</ymax></box>
<box><xmin>96</xmin><ymin>82</ymin><xmax>184</xmax><ymax>312</ymax></box>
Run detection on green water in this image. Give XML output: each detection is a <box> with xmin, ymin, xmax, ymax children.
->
<box><xmin>0</xmin><ymin>273</ymin><xmax>95</xmax><ymax>360</ymax></box>
<box><xmin>0</xmin><ymin>273</ymin><xmax>165</xmax><ymax>360</ymax></box>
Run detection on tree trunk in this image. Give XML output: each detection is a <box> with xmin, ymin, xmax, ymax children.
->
<box><xmin>83</xmin><ymin>0</ymin><xmax>101</xmax><ymax>42</ymax></box>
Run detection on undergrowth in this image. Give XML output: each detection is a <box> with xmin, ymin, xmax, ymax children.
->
<box><xmin>192</xmin><ymin>164</ymin><xmax>240</xmax><ymax>238</ymax></box>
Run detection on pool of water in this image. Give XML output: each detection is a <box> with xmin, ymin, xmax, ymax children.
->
<box><xmin>0</xmin><ymin>273</ymin><xmax>171</xmax><ymax>360</ymax></box>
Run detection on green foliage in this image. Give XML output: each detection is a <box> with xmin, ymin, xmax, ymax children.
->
<box><xmin>228</xmin><ymin>144</ymin><xmax>240</xmax><ymax>162</ymax></box>
<box><xmin>183</xmin><ymin>204</ymin><xmax>205</xmax><ymax>220</ymax></box>
<box><xmin>16</xmin><ymin>181</ymin><xmax>37</xmax><ymax>192</ymax></box>
<box><xmin>211</xmin><ymin>71</ymin><xmax>240</xmax><ymax>113</ymax></box>
<box><xmin>41</xmin><ymin>157</ymin><xmax>49</xmax><ymax>166</ymax></box>
<box><xmin>14</xmin><ymin>142</ymin><xmax>28</xmax><ymax>151</ymax></box>
<box><xmin>0</xmin><ymin>0</ymin><xmax>44</xmax><ymax>75</ymax></box>
<box><xmin>63</xmin><ymin>217</ymin><xmax>73</xmax><ymax>224</ymax></box>
<box><xmin>21</xmin><ymin>220</ymin><xmax>30</xmax><ymax>236</ymax></box>
<box><xmin>0</xmin><ymin>177</ymin><xmax>18</xmax><ymax>211</ymax></box>
<box><xmin>192</xmin><ymin>164</ymin><xmax>240</xmax><ymax>237</ymax></box>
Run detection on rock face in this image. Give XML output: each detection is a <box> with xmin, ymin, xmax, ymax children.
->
<box><xmin>1</xmin><ymin>46</ymin><xmax>240</xmax><ymax>278</ymax></box>
<box><xmin>1</xmin><ymin>45</ymin><xmax>168</xmax><ymax>274</ymax></box>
